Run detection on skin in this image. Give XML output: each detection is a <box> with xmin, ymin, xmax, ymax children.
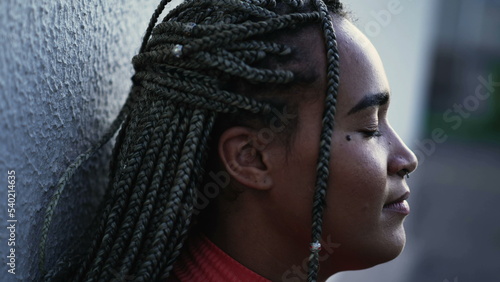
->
<box><xmin>203</xmin><ymin>17</ymin><xmax>418</xmax><ymax>282</ymax></box>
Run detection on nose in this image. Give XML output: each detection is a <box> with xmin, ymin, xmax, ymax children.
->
<box><xmin>387</xmin><ymin>126</ymin><xmax>418</xmax><ymax>178</ymax></box>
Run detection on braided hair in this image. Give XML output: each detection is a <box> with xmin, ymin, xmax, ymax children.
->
<box><xmin>40</xmin><ymin>0</ymin><xmax>344</xmax><ymax>281</ymax></box>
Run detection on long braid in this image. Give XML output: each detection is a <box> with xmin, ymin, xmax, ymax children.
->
<box><xmin>116</xmin><ymin>106</ymin><xmax>187</xmax><ymax>275</ymax></box>
<box><xmin>41</xmin><ymin>1</ymin><xmax>345</xmax><ymax>281</ymax></box>
<box><xmin>308</xmin><ymin>0</ymin><xmax>341</xmax><ymax>280</ymax></box>
<box><xmin>139</xmin><ymin>0</ymin><xmax>172</xmax><ymax>54</ymax></box>
<box><xmin>135</xmin><ymin>111</ymin><xmax>216</xmax><ymax>281</ymax></box>
<box><xmin>98</xmin><ymin>103</ymin><xmax>179</xmax><ymax>277</ymax></box>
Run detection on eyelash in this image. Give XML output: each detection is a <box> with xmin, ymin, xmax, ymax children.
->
<box><xmin>360</xmin><ymin>129</ymin><xmax>382</xmax><ymax>138</ymax></box>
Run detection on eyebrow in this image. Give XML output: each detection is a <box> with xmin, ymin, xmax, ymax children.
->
<box><xmin>347</xmin><ymin>92</ymin><xmax>390</xmax><ymax>115</ymax></box>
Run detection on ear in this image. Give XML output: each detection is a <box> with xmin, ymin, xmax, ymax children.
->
<box><xmin>218</xmin><ymin>127</ymin><xmax>273</xmax><ymax>190</ymax></box>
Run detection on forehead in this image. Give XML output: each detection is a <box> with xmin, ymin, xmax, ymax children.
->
<box><xmin>333</xmin><ymin>18</ymin><xmax>390</xmax><ymax>114</ymax></box>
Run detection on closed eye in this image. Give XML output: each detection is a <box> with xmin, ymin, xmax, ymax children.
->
<box><xmin>360</xmin><ymin>129</ymin><xmax>382</xmax><ymax>138</ymax></box>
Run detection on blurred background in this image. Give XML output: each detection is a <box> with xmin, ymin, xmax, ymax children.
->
<box><xmin>0</xmin><ymin>0</ymin><xmax>498</xmax><ymax>281</ymax></box>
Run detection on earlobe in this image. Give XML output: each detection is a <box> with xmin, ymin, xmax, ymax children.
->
<box><xmin>219</xmin><ymin>127</ymin><xmax>273</xmax><ymax>190</ymax></box>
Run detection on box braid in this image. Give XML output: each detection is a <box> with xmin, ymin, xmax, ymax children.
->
<box><xmin>40</xmin><ymin>0</ymin><xmax>344</xmax><ymax>281</ymax></box>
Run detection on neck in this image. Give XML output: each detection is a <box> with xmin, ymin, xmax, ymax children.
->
<box><xmin>200</xmin><ymin>191</ymin><xmax>327</xmax><ymax>281</ymax></box>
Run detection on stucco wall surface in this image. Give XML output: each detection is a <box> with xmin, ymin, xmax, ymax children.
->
<box><xmin>0</xmin><ymin>1</ymin><xmax>160</xmax><ymax>280</ymax></box>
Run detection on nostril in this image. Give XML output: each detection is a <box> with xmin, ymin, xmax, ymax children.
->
<box><xmin>398</xmin><ymin>168</ymin><xmax>410</xmax><ymax>179</ymax></box>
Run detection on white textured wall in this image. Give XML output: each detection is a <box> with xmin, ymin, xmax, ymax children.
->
<box><xmin>0</xmin><ymin>1</ymin><xmax>159</xmax><ymax>280</ymax></box>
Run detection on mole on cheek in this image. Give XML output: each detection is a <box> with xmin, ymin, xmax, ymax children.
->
<box><xmin>345</xmin><ymin>135</ymin><xmax>351</xmax><ymax>141</ymax></box>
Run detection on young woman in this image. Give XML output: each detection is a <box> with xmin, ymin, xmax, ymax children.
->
<box><xmin>41</xmin><ymin>0</ymin><xmax>418</xmax><ymax>281</ymax></box>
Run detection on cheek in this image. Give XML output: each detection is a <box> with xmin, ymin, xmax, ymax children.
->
<box><xmin>332</xmin><ymin>139</ymin><xmax>387</xmax><ymax>193</ymax></box>
<box><xmin>326</xmin><ymin>138</ymin><xmax>388</xmax><ymax>234</ymax></box>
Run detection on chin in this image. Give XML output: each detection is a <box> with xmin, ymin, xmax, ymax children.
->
<box><xmin>362</xmin><ymin>229</ymin><xmax>407</xmax><ymax>268</ymax></box>
<box><xmin>333</xmin><ymin>228</ymin><xmax>408</xmax><ymax>273</ymax></box>
<box><xmin>319</xmin><ymin>236</ymin><xmax>406</xmax><ymax>281</ymax></box>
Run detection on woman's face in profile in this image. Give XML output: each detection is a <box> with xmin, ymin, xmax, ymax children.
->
<box><xmin>267</xmin><ymin>17</ymin><xmax>418</xmax><ymax>277</ymax></box>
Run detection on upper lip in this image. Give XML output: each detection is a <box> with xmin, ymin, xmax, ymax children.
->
<box><xmin>384</xmin><ymin>191</ymin><xmax>410</xmax><ymax>206</ymax></box>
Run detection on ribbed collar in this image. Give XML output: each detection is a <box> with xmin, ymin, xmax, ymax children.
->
<box><xmin>171</xmin><ymin>234</ymin><xmax>271</xmax><ymax>282</ymax></box>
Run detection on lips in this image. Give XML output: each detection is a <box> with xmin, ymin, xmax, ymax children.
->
<box><xmin>383</xmin><ymin>191</ymin><xmax>410</xmax><ymax>215</ymax></box>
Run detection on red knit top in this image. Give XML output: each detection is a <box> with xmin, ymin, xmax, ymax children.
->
<box><xmin>170</xmin><ymin>234</ymin><xmax>271</xmax><ymax>282</ymax></box>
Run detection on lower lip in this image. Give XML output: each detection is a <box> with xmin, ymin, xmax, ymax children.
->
<box><xmin>383</xmin><ymin>200</ymin><xmax>410</xmax><ymax>215</ymax></box>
